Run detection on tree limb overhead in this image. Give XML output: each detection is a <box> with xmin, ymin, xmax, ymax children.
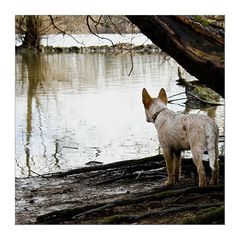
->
<box><xmin>127</xmin><ymin>16</ymin><xmax>224</xmax><ymax>98</ymax></box>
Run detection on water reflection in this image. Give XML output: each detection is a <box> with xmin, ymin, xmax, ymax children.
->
<box><xmin>15</xmin><ymin>52</ymin><xmax>224</xmax><ymax>177</ymax></box>
<box><xmin>18</xmin><ymin>53</ymin><xmax>45</xmax><ymax>176</ymax></box>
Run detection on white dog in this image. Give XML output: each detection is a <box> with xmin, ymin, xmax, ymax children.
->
<box><xmin>142</xmin><ymin>88</ymin><xmax>219</xmax><ymax>187</ymax></box>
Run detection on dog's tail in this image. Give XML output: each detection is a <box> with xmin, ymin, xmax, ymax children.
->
<box><xmin>206</xmin><ymin>121</ymin><xmax>219</xmax><ymax>172</ymax></box>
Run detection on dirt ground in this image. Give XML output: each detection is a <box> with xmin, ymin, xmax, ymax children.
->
<box><xmin>15</xmin><ymin>155</ymin><xmax>224</xmax><ymax>224</ymax></box>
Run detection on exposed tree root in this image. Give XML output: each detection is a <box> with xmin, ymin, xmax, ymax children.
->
<box><xmin>99</xmin><ymin>203</ymin><xmax>223</xmax><ymax>224</ymax></box>
<box><xmin>36</xmin><ymin>185</ymin><xmax>224</xmax><ymax>224</ymax></box>
<box><xmin>16</xmin><ymin>154</ymin><xmax>224</xmax><ymax>224</ymax></box>
<box><xmin>181</xmin><ymin>205</ymin><xmax>224</xmax><ymax>224</ymax></box>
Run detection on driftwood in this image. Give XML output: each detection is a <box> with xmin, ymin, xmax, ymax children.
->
<box><xmin>15</xmin><ymin>154</ymin><xmax>224</xmax><ymax>224</ymax></box>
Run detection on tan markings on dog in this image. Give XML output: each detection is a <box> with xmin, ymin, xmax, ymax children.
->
<box><xmin>158</xmin><ymin>88</ymin><xmax>168</xmax><ymax>105</ymax></box>
<box><xmin>142</xmin><ymin>88</ymin><xmax>152</xmax><ymax>109</ymax></box>
<box><xmin>142</xmin><ymin>87</ymin><xmax>219</xmax><ymax>187</ymax></box>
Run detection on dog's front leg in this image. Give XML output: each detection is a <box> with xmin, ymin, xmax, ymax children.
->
<box><xmin>162</xmin><ymin>148</ymin><xmax>175</xmax><ymax>186</ymax></box>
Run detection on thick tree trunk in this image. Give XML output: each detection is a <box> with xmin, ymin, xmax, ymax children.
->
<box><xmin>127</xmin><ymin>16</ymin><xmax>224</xmax><ymax>98</ymax></box>
<box><xmin>21</xmin><ymin>16</ymin><xmax>42</xmax><ymax>50</ymax></box>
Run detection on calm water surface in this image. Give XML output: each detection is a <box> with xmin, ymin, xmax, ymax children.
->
<box><xmin>15</xmin><ymin>52</ymin><xmax>224</xmax><ymax>177</ymax></box>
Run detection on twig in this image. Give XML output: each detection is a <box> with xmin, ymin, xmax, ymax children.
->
<box><xmin>168</xmin><ymin>91</ymin><xmax>186</xmax><ymax>99</ymax></box>
<box><xmin>62</xmin><ymin>146</ymin><xmax>78</xmax><ymax>150</ymax></box>
<box><xmin>128</xmin><ymin>50</ymin><xmax>134</xmax><ymax>76</ymax></box>
<box><xmin>168</xmin><ymin>97</ymin><xmax>187</xmax><ymax>103</ymax></box>
<box><xmin>135</xmin><ymin>170</ymin><xmax>143</xmax><ymax>180</ymax></box>
<box><xmin>30</xmin><ymin>169</ymin><xmax>49</xmax><ymax>179</ymax></box>
<box><xmin>48</xmin><ymin>15</ymin><xmax>81</xmax><ymax>44</ymax></box>
<box><xmin>86</xmin><ymin>15</ymin><xmax>114</xmax><ymax>46</ymax></box>
<box><xmin>108</xmin><ymin>16</ymin><xmax>124</xmax><ymax>36</ymax></box>
<box><xmin>120</xmin><ymin>16</ymin><xmax>138</xmax><ymax>30</ymax></box>
<box><xmin>18</xmin><ymin>15</ymin><xmax>26</xmax><ymax>34</ymax></box>
<box><xmin>90</xmin><ymin>15</ymin><xmax>103</xmax><ymax>33</ymax></box>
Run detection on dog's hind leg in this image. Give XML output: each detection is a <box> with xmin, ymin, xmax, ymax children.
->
<box><xmin>174</xmin><ymin>151</ymin><xmax>181</xmax><ymax>183</ymax></box>
<box><xmin>162</xmin><ymin>148</ymin><xmax>175</xmax><ymax>186</ymax></box>
<box><xmin>191</xmin><ymin>147</ymin><xmax>207</xmax><ymax>187</ymax></box>
<box><xmin>206</xmin><ymin>122</ymin><xmax>219</xmax><ymax>185</ymax></box>
<box><xmin>209</xmin><ymin>148</ymin><xmax>219</xmax><ymax>185</ymax></box>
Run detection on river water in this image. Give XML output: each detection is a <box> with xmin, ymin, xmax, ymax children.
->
<box><xmin>15</xmin><ymin>37</ymin><xmax>224</xmax><ymax>178</ymax></box>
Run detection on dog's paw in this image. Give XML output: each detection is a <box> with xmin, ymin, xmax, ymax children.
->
<box><xmin>209</xmin><ymin>179</ymin><xmax>219</xmax><ymax>185</ymax></box>
<box><xmin>163</xmin><ymin>180</ymin><xmax>174</xmax><ymax>188</ymax></box>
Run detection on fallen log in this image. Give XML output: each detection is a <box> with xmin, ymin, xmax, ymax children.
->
<box><xmin>43</xmin><ymin>154</ymin><xmax>165</xmax><ymax>178</ymax></box>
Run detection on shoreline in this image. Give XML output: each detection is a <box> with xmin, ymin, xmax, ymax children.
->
<box><xmin>16</xmin><ymin>43</ymin><xmax>161</xmax><ymax>54</ymax></box>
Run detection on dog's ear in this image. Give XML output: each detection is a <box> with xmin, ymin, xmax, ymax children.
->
<box><xmin>158</xmin><ymin>88</ymin><xmax>168</xmax><ymax>105</ymax></box>
<box><xmin>142</xmin><ymin>88</ymin><xmax>152</xmax><ymax>109</ymax></box>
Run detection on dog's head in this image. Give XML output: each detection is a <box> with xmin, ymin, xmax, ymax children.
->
<box><xmin>142</xmin><ymin>88</ymin><xmax>168</xmax><ymax>123</ymax></box>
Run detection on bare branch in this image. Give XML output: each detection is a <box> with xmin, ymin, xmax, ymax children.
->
<box><xmin>86</xmin><ymin>15</ymin><xmax>114</xmax><ymax>46</ymax></box>
<box><xmin>18</xmin><ymin>15</ymin><xmax>26</xmax><ymax>33</ymax></box>
<box><xmin>108</xmin><ymin>16</ymin><xmax>123</xmax><ymax>35</ymax></box>
<box><xmin>88</xmin><ymin>15</ymin><xmax>103</xmax><ymax>34</ymax></box>
<box><xmin>128</xmin><ymin>50</ymin><xmax>134</xmax><ymax>76</ymax></box>
<box><xmin>48</xmin><ymin>15</ymin><xmax>81</xmax><ymax>44</ymax></box>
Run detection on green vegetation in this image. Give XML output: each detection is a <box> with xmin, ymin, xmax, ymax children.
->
<box><xmin>193</xmin><ymin>15</ymin><xmax>224</xmax><ymax>29</ymax></box>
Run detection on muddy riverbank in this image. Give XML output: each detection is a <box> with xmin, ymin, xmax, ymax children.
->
<box><xmin>15</xmin><ymin>154</ymin><xmax>224</xmax><ymax>224</ymax></box>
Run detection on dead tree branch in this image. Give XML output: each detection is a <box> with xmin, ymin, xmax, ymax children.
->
<box><xmin>48</xmin><ymin>15</ymin><xmax>81</xmax><ymax>44</ymax></box>
<box><xmin>86</xmin><ymin>15</ymin><xmax>114</xmax><ymax>46</ymax></box>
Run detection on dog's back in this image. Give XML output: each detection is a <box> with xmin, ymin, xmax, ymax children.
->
<box><xmin>155</xmin><ymin>110</ymin><xmax>219</xmax><ymax>155</ymax></box>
